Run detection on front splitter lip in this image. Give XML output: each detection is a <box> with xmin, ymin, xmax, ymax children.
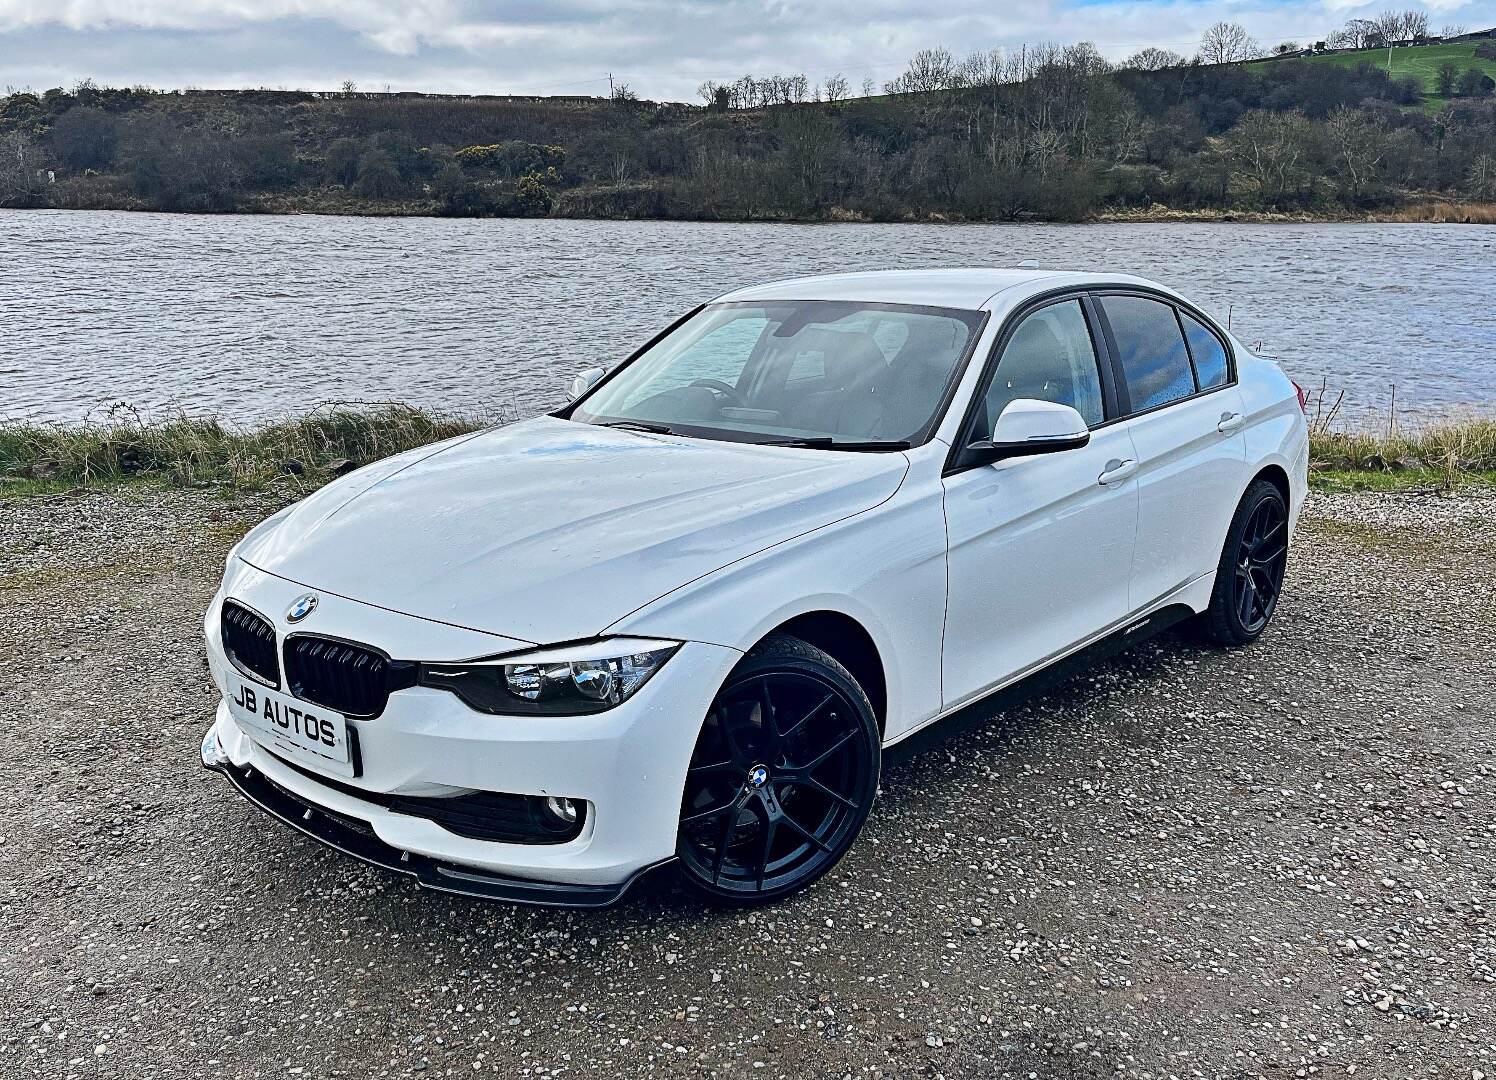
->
<box><xmin>200</xmin><ymin>728</ymin><xmax>672</xmax><ymax>909</ymax></box>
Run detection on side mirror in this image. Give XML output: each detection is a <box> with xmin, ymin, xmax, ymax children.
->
<box><xmin>962</xmin><ymin>398</ymin><xmax>1090</xmax><ymax>467</ymax></box>
<box><xmin>566</xmin><ymin>366</ymin><xmax>606</xmax><ymax>402</ymax></box>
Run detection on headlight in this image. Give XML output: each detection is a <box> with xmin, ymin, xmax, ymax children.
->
<box><xmin>418</xmin><ymin>638</ymin><xmax>681</xmax><ymax>716</ymax></box>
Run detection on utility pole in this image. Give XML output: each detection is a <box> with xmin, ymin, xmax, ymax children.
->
<box><xmin>607</xmin><ymin>72</ymin><xmax>614</xmax><ymax>98</ymax></box>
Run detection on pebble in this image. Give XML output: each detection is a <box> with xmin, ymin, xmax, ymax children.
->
<box><xmin>1</xmin><ymin>485</ymin><xmax>1493</xmax><ymax>1079</ymax></box>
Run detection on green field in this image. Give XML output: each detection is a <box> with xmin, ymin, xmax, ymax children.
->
<box><xmin>1288</xmin><ymin>39</ymin><xmax>1496</xmax><ymax>101</ymax></box>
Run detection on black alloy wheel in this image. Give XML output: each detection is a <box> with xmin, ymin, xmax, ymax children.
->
<box><xmin>677</xmin><ymin>635</ymin><xmax>879</xmax><ymax>905</ymax></box>
<box><xmin>1198</xmin><ymin>479</ymin><xmax>1290</xmax><ymax>646</ymax></box>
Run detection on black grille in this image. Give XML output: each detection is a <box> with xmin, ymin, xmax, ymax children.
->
<box><xmin>275</xmin><ymin>754</ymin><xmax>585</xmax><ymax>844</ymax></box>
<box><xmin>221</xmin><ymin>601</ymin><xmax>279</xmax><ymax>686</ymax></box>
<box><xmin>283</xmin><ymin>635</ymin><xmax>414</xmax><ymax>718</ymax></box>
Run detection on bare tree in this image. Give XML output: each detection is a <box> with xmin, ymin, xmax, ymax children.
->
<box><xmin>1198</xmin><ymin>22</ymin><xmax>1261</xmax><ymax>65</ymax></box>
<box><xmin>860</xmin><ymin>76</ymin><xmax>876</xmax><ymax>97</ymax></box>
<box><xmin>1468</xmin><ymin>154</ymin><xmax>1496</xmax><ymax>199</ymax></box>
<box><xmin>1226</xmin><ymin>109</ymin><xmax>1315</xmax><ymax>202</ymax></box>
<box><xmin>0</xmin><ymin>130</ymin><xmax>47</xmax><ymax>207</ymax></box>
<box><xmin>955</xmin><ymin>48</ymin><xmax>1005</xmax><ymax>87</ymax></box>
<box><xmin>1402</xmin><ymin>10</ymin><xmax>1430</xmax><ymax>39</ymax></box>
<box><xmin>1123</xmin><ymin>47</ymin><xmax>1186</xmax><ymax>71</ymax></box>
<box><xmin>1441</xmin><ymin>25</ymin><xmax>1467</xmax><ymax>38</ymax></box>
<box><xmin>1327</xmin><ymin>19</ymin><xmax>1377</xmax><ymax>50</ymax></box>
<box><xmin>1373</xmin><ymin>9</ymin><xmax>1430</xmax><ymax>42</ymax></box>
<box><xmin>1371</xmin><ymin>11</ymin><xmax>1403</xmax><ymax>44</ymax></box>
<box><xmin>885</xmin><ymin>47</ymin><xmax>958</xmax><ymax>93</ymax></box>
<box><xmin>823</xmin><ymin>72</ymin><xmax>849</xmax><ymax>102</ymax></box>
<box><xmin>1324</xmin><ymin>106</ymin><xmax>1387</xmax><ymax>197</ymax></box>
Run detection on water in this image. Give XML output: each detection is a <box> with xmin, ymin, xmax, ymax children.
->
<box><xmin>3</xmin><ymin>210</ymin><xmax>1492</xmax><ymax>425</ymax></box>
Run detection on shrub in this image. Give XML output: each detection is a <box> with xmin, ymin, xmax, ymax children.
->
<box><xmin>48</xmin><ymin>106</ymin><xmax>119</xmax><ymax>171</ymax></box>
<box><xmin>454</xmin><ymin>141</ymin><xmax>565</xmax><ymax>177</ymax></box>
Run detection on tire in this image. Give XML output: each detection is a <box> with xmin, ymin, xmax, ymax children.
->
<box><xmin>676</xmin><ymin>633</ymin><xmax>880</xmax><ymax>906</ymax></box>
<box><xmin>1195</xmin><ymin>479</ymin><xmax>1291</xmax><ymax>647</ymax></box>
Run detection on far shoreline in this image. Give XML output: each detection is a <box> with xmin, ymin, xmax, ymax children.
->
<box><xmin>5</xmin><ymin>199</ymin><xmax>1494</xmax><ymax>226</ymax></box>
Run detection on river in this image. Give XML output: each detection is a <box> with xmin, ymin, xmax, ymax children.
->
<box><xmin>3</xmin><ymin>211</ymin><xmax>1492</xmax><ymax>425</ymax></box>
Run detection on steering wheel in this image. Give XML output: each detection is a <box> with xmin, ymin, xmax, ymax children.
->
<box><xmin>689</xmin><ymin>379</ymin><xmax>746</xmax><ymax>408</ymax></box>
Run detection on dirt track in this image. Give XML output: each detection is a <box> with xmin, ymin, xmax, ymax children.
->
<box><xmin>1</xmin><ymin>485</ymin><xmax>1493</xmax><ymax>1079</ymax></box>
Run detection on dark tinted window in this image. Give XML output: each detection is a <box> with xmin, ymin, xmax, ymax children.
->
<box><xmin>982</xmin><ymin>300</ymin><xmax>1104</xmax><ymax>432</ymax></box>
<box><xmin>1181</xmin><ymin>311</ymin><xmax>1230</xmax><ymax>389</ymax></box>
<box><xmin>1101</xmin><ymin>295</ymin><xmax>1195</xmax><ymax>412</ymax></box>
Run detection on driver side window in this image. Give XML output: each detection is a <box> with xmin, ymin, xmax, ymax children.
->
<box><xmin>981</xmin><ymin>300</ymin><xmax>1104</xmax><ymax>437</ymax></box>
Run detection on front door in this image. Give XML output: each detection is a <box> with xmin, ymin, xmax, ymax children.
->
<box><xmin>941</xmin><ymin>297</ymin><xmax>1139</xmax><ymax>709</ymax></box>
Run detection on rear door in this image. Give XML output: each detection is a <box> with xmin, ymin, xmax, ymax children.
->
<box><xmin>1093</xmin><ymin>293</ymin><xmax>1248</xmax><ymax>611</ymax></box>
<box><xmin>940</xmin><ymin>295</ymin><xmax>1139</xmax><ymax>709</ymax></box>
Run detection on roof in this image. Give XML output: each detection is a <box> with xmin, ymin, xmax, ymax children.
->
<box><xmin>713</xmin><ymin>268</ymin><xmax>1161</xmax><ymax>311</ymax></box>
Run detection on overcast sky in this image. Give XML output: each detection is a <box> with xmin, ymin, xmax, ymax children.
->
<box><xmin>1</xmin><ymin>1</ymin><xmax>1492</xmax><ymax>102</ymax></box>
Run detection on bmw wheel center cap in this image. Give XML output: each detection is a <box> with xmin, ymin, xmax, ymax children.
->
<box><xmin>747</xmin><ymin>763</ymin><xmax>769</xmax><ymax>788</ymax></box>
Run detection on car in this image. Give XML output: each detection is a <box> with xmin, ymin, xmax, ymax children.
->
<box><xmin>200</xmin><ymin>268</ymin><xmax>1309</xmax><ymax>907</ymax></box>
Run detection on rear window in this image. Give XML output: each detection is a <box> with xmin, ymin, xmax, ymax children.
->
<box><xmin>1100</xmin><ymin>295</ymin><xmax>1195</xmax><ymax>413</ymax></box>
<box><xmin>1181</xmin><ymin>312</ymin><xmax>1230</xmax><ymax>389</ymax></box>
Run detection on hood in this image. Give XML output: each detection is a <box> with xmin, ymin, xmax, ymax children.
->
<box><xmin>236</xmin><ymin>417</ymin><xmax>908</xmax><ymax>645</ymax></box>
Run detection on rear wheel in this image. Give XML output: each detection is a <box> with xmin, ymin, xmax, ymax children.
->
<box><xmin>676</xmin><ymin>634</ymin><xmax>879</xmax><ymax>906</ymax></box>
<box><xmin>1196</xmin><ymin>479</ymin><xmax>1290</xmax><ymax>646</ymax></box>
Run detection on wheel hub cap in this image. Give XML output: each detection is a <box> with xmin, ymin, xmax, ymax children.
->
<box><xmin>746</xmin><ymin>763</ymin><xmax>770</xmax><ymax>789</ymax></box>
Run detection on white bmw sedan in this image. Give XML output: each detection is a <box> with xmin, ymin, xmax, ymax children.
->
<box><xmin>202</xmin><ymin>269</ymin><xmax>1308</xmax><ymax>907</ymax></box>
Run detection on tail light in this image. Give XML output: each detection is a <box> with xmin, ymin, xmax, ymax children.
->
<box><xmin>1291</xmin><ymin>380</ymin><xmax>1308</xmax><ymax>415</ymax></box>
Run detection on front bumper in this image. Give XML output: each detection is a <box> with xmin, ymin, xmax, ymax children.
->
<box><xmin>200</xmin><ymin>728</ymin><xmax>664</xmax><ymax>906</ymax></box>
<box><xmin>202</xmin><ymin>562</ymin><xmax>741</xmax><ymax>903</ymax></box>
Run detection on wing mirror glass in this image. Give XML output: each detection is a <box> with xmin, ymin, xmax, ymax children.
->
<box><xmin>566</xmin><ymin>366</ymin><xmax>607</xmax><ymax>402</ymax></box>
<box><xmin>963</xmin><ymin>398</ymin><xmax>1090</xmax><ymax>467</ymax></box>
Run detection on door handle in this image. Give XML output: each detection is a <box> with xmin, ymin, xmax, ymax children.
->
<box><xmin>1216</xmin><ymin>411</ymin><xmax>1245</xmax><ymax>433</ymax></box>
<box><xmin>1097</xmin><ymin>458</ymin><xmax>1137</xmax><ymax>486</ymax></box>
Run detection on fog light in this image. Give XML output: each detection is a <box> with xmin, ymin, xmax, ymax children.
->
<box><xmin>544</xmin><ymin>796</ymin><xmax>579</xmax><ymax>824</ymax></box>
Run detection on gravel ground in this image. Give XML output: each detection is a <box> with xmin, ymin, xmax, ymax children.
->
<box><xmin>1</xmin><ymin>484</ymin><xmax>1493</xmax><ymax>1080</ymax></box>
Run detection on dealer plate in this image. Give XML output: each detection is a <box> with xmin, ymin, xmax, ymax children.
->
<box><xmin>226</xmin><ymin>677</ymin><xmax>353</xmax><ymax>779</ymax></box>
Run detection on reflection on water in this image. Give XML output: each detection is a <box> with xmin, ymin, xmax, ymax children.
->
<box><xmin>3</xmin><ymin>210</ymin><xmax>1492</xmax><ymax>424</ymax></box>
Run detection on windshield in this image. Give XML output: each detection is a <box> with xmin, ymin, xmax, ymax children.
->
<box><xmin>571</xmin><ymin>301</ymin><xmax>985</xmax><ymax>448</ymax></box>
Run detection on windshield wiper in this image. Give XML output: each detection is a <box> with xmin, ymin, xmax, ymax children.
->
<box><xmin>598</xmin><ymin>420</ymin><xmax>678</xmax><ymax>435</ymax></box>
<box><xmin>756</xmin><ymin>437</ymin><xmax>912</xmax><ymax>452</ymax></box>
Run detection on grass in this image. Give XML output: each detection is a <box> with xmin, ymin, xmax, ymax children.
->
<box><xmin>1287</xmin><ymin>40</ymin><xmax>1496</xmax><ymax>103</ymax></box>
<box><xmin>1307</xmin><ymin>412</ymin><xmax>1496</xmax><ymax>491</ymax></box>
<box><xmin>3</xmin><ymin>402</ymin><xmax>1493</xmax><ymax>498</ymax></box>
<box><xmin>1374</xmin><ymin>201</ymin><xmax>1496</xmax><ymax>223</ymax></box>
<box><xmin>0</xmin><ymin>403</ymin><xmax>491</xmax><ymax>495</ymax></box>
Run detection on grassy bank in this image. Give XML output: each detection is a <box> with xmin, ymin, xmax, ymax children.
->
<box><xmin>0</xmin><ymin>404</ymin><xmax>489</xmax><ymax>495</ymax></box>
<box><xmin>1308</xmin><ymin>418</ymin><xmax>1496</xmax><ymax>490</ymax></box>
<box><xmin>4</xmin><ymin>405</ymin><xmax>1495</xmax><ymax>498</ymax></box>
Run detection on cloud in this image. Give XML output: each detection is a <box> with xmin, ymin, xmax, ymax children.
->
<box><xmin>0</xmin><ymin>0</ymin><xmax>1489</xmax><ymax>100</ymax></box>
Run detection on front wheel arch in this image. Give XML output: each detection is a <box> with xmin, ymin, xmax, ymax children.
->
<box><xmin>758</xmin><ymin>610</ymin><xmax>887</xmax><ymax>736</ymax></box>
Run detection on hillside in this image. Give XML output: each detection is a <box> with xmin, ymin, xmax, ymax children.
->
<box><xmin>1</xmin><ymin>43</ymin><xmax>1493</xmax><ymax>223</ymax></box>
<box><xmin>1283</xmin><ymin>38</ymin><xmax>1496</xmax><ymax>103</ymax></box>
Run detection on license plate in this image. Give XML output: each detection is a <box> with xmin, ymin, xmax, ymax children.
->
<box><xmin>227</xmin><ymin>678</ymin><xmax>353</xmax><ymax>779</ymax></box>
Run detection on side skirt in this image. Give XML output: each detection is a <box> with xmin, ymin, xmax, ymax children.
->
<box><xmin>886</xmin><ymin>603</ymin><xmax>1196</xmax><ymax>761</ymax></box>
